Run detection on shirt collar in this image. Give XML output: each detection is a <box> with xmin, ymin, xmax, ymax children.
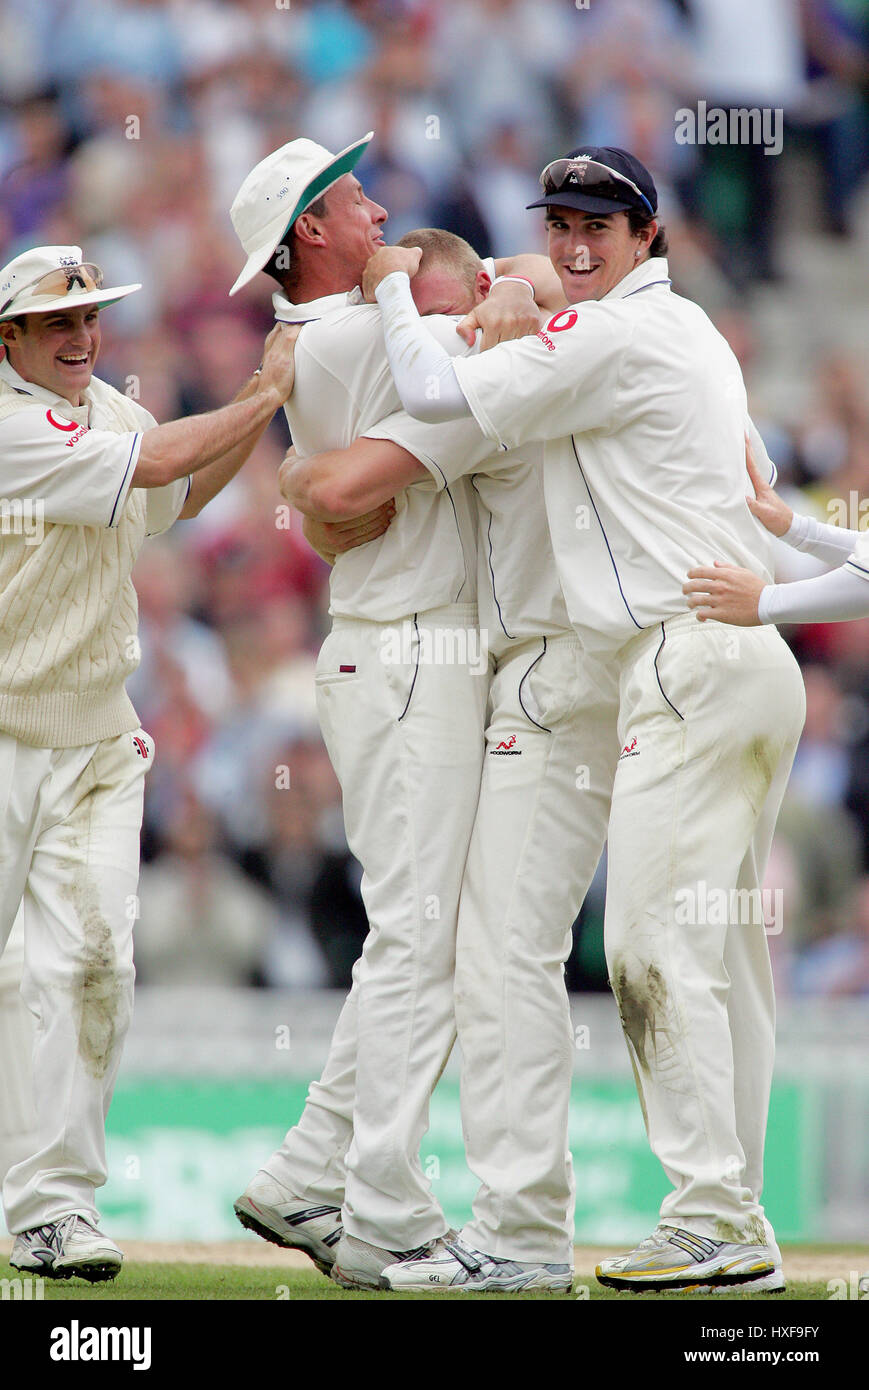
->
<box><xmin>0</xmin><ymin>354</ymin><xmax>94</xmax><ymax>421</ymax></box>
<box><xmin>273</xmin><ymin>285</ymin><xmax>365</xmax><ymax>323</ymax></box>
<box><xmin>601</xmin><ymin>255</ymin><xmax>671</xmax><ymax>303</ymax></box>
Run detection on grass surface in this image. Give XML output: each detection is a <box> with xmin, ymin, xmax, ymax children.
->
<box><xmin>0</xmin><ymin>1258</ymin><xmax>849</xmax><ymax>1301</ymax></box>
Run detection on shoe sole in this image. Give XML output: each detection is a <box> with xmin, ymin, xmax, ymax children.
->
<box><xmin>331</xmin><ymin>1261</ymin><xmax>388</xmax><ymax>1291</ymax></box>
<box><xmin>386</xmin><ymin>1279</ymin><xmax>573</xmax><ymax>1294</ymax></box>
<box><xmin>233</xmin><ymin>1196</ymin><xmax>334</xmax><ymax>1278</ymax></box>
<box><xmin>10</xmin><ymin>1257</ymin><xmax>121</xmax><ymax>1283</ymax></box>
<box><xmin>596</xmin><ymin>1262</ymin><xmax>774</xmax><ymax>1293</ymax></box>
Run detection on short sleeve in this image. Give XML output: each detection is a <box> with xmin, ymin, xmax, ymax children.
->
<box><xmin>746</xmin><ymin>416</ymin><xmax>776</xmax><ymax>486</ymax></box>
<box><xmin>364</xmin><ymin>408</ymin><xmax>494</xmax><ymax>490</ymax></box>
<box><xmin>364</xmin><ymin>315</ymin><xmax>507</xmax><ymax>487</ymax></box>
<box><xmin>0</xmin><ymin>405</ymin><xmax>142</xmax><ymax>526</ymax></box>
<box><xmin>453</xmin><ymin>302</ymin><xmax>630</xmax><ymax>450</ymax></box>
<box><xmin>145</xmin><ymin>475</ymin><xmax>192</xmax><ymax>535</ymax></box>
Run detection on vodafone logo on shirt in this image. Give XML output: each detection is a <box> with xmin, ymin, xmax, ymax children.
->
<box><xmin>537</xmin><ymin>308</ymin><xmax>579</xmax><ymax>352</ymax></box>
<box><xmin>46</xmin><ymin>409</ymin><xmax>88</xmax><ymax>447</ymax></box>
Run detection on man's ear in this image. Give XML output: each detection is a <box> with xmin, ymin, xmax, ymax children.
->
<box><xmin>641</xmin><ymin>218</ymin><xmax>658</xmax><ymax>251</ymax></box>
<box><xmin>0</xmin><ymin>322</ymin><xmax>18</xmax><ymax>358</ymax></box>
<box><xmin>293</xmin><ymin>209</ymin><xmax>329</xmax><ymax>250</ymax></box>
<box><xmin>474</xmin><ymin>267</ymin><xmax>492</xmax><ymax>304</ymax></box>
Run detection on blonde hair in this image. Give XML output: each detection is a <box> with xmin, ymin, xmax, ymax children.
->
<box><xmin>396</xmin><ymin>228</ymin><xmax>484</xmax><ymax>296</ymax></box>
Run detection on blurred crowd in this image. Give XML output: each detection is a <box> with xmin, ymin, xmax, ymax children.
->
<box><xmin>2</xmin><ymin>0</ymin><xmax>869</xmax><ymax>995</ymax></box>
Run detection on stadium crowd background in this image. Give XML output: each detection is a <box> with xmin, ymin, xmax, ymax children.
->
<box><xmin>2</xmin><ymin>0</ymin><xmax>869</xmax><ymax>998</ymax></box>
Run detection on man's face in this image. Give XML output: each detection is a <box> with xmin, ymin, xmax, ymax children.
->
<box><xmin>1</xmin><ymin>304</ymin><xmax>101</xmax><ymax>405</ymax></box>
<box><xmin>546</xmin><ymin>207</ymin><xmax>651</xmax><ymax>304</ymax></box>
<box><xmin>318</xmin><ymin>174</ymin><xmax>388</xmax><ymax>284</ymax></box>
<box><xmin>410</xmin><ymin>266</ymin><xmax>478</xmax><ymax>317</ymax></box>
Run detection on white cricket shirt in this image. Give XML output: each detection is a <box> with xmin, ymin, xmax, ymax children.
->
<box><xmin>275</xmin><ymin>287</ymin><xmax>484</xmax><ymax>622</ymax></box>
<box><xmin>0</xmin><ymin>357</ymin><xmax>189</xmax><ymax>533</ymax></box>
<box><xmin>365</xmin><ymin>346</ymin><xmax>570</xmax><ymax>651</ymax></box>
<box><xmin>452</xmin><ymin>257</ymin><xmax>778</xmax><ymax>654</ymax></box>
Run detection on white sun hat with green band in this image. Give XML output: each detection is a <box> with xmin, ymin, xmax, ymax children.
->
<box><xmin>228</xmin><ymin>132</ymin><xmax>374</xmax><ymax>296</ymax></box>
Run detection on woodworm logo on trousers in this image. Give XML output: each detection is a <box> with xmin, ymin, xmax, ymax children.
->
<box><xmin>379</xmin><ymin>621</ymin><xmax>488</xmax><ymax>675</ymax></box>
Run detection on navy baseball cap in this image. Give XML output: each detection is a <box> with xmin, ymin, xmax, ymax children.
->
<box><xmin>527</xmin><ymin>146</ymin><xmax>658</xmax><ymax>218</ymax></box>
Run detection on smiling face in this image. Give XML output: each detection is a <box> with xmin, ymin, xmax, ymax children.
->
<box><xmin>545</xmin><ymin>206</ymin><xmax>657</xmax><ymax>304</ymax></box>
<box><xmin>302</xmin><ymin>173</ymin><xmax>388</xmax><ymax>286</ymax></box>
<box><xmin>0</xmin><ymin>304</ymin><xmax>101</xmax><ymax>405</ymax></box>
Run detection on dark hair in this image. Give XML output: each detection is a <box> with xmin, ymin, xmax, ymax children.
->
<box><xmin>263</xmin><ymin>192</ymin><xmax>331</xmax><ymax>292</ymax></box>
<box><xmin>0</xmin><ymin>315</ymin><xmax>28</xmax><ymax>333</ymax></box>
<box><xmin>627</xmin><ymin>208</ymin><xmax>668</xmax><ymax>257</ymax></box>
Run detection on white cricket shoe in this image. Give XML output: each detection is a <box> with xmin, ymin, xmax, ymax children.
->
<box><xmin>233</xmin><ymin>1170</ymin><xmax>342</xmax><ymax>1276</ymax></box>
<box><xmin>596</xmin><ymin>1225</ymin><xmax>775</xmax><ymax>1292</ymax></box>
<box><xmin>382</xmin><ymin>1235</ymin><xmax>574</xmax><ymax>1293</ymax></box>
<box><xmin>10</xmin><ymin>1213</ymin><xmax>123</xmax><ymax>1282</ymax></box>
<box><xmin>331</xmin><ymin>1232</ymin><xmax>446</xmax><ymax>1290</ymax></box>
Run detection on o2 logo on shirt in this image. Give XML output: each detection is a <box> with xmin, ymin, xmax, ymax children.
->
<box><xmin>537</xmin><ymin>307</ymin><xmax>579</xmax><ymax>352</ymax></box>
<box><xmin>547</xmin><ymin>309</ymin><xmax>579</xmax><ymax>333</ymax></box>
<box><xmin>46</xmin><ymin>409</ymin><xmax>87</xmax><ymax>447</ymax></box>
<box><xmin>46</xmin><ymin>409</ymin><xmax>78</xmax><ymax>431</ymax></box>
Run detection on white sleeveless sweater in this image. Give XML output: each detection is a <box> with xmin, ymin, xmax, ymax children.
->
<box><xmin>0</xmin><ymin>374</ymin><xmax>148</xmax><ymax>747</ymax></box>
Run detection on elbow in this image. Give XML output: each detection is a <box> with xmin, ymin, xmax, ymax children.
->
<box><xmin>286</xmin><ymin>463</ymin><xmax>356</xmax><ymax>521</ymax></box>
<box><xmin>306</xmin><ymin>476</ymin><xmax>359</xmax><ymax>521</ymax></box>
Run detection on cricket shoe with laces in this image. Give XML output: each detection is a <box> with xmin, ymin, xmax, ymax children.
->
<box><xmin>382</xmin><ymin>1234</ymin><xmax>574</xmax><ymax>1293</ymax></box>
<box><xmin>10</xmin><ymin>1213</ymin><xmax>123</xmax><ymax>1282</ymax></box>
<box><xmin>595</xmin><ymin>1225</ymin><xmax>775</xmax><ymax>1292</ymax></box>
<box><xmin>331</xmin><ymin>1232</ymin><xmax>454</xmax><ymax>1290</ymax></box>
<box><xmin>233</xmin><ymin>1170</ymin><xmax>342</xmax><ymax>1276</ymax></box>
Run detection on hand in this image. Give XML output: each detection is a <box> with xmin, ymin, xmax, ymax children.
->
<box><xmin>683</xmin><ymin>562</ymin><xmax>766</xmax><ymax>626</ymax></box>
<box><xmin>259</xmin><ymin>322</ymin><xmax>303</xmax><ymax>403</ymax></box>
<box><xmin>745</xmin><ymin>434</ymin><xmax>792</xmax><ymax>537</ymax></box>
<box><xmin>456</xmin><ymin>282</ymin><xmax>541</xmax><ymax>351</ymax></box>
<box><xmin>362</xmin><ymin>245</ymin><xmax>422</xmax><ymax>302</ymax></box>
<box><xmin>303</xmin><ymin>503</ymin><xmax>396</xmax><ymax>563</ymax></box>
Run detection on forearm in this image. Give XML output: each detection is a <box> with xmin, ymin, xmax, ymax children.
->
<box><xmin>758</xmin><ymin>565</ymin><xmax>869</xmax><ymax>624</ymax></box>
<box><xmin>179</xmin><ymin>412</ymin><xmax>274</xmax><ymax>517</ymax></box>
<box><xmin>282</xmin><ymin>435</ymin><xmax>425</xmax><ymax>520</ymax></box>
<box><xmin>494</xmin><ymin>253</ymin><xmax>567</xmax><ymax>312</ymax></box>
<box><xmin>374</xmin><ymin>272</ymin><xmax>471</xmax><ymax>422</ymax></box>
<box><xmin>282</xmin><ymin>450</ymin><xmax>354</xmax><ymax>520</ymax></box>
<box><xmin>135</xmin><ymin>386</ymin><xmax>281</xmax><ymax>488</ymax></box>
<box><xmin>782</xmin><ymin>511</ymin><xmax>860</xmax><ymax>566</ymax></box>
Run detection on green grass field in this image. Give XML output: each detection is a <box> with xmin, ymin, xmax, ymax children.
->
<box><xmin>0</xmin><ymin>1255</ymin><xmax>855</xmax><ymax>1301</ymax></box>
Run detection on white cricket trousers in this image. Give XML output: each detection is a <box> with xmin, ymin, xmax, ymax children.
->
<box><xmin>265</xmin><ymin>603</ymin><xmax>488</xmax><ymax>1249</ymax></box>
<box><xmin>604</xmin><ymin>613</ymin><xmax>805</xmax><ymax>1243</ymax></box>
<box><xmin>455</xmin><ymin>634</ymin><xmax>620</xmax><ymax>1263</ymax></box>
<box><xmin>0</xmin><ymin>729</ymin><xmax>151</xmax><ymax>1233</ymax></box>
<box><xmin>0</xmin><ymin>914</ymin><xmax>37</xmax><ymax>1211</ymax></box>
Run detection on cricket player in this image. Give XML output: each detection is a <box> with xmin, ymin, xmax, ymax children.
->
<box><xmin>227</xmin><ymin>136</ymin><xmax>567</xmax><ymax>1288</ymax></box>
<box><xmin>282</xmin><ymin>226</ymin><xmax>623</xmax><ymax>1292</ymax></box>
<box><xmin>684</xmin><ymin>444</ymin><xmax>869</xmax><ymax>626</ymax></box>
<box><xmin>363</xmin><ymin>146</ymin><xmax>807</xmax><ymax>1293</ymax></box>
<box><xmin>0</xmin><ymin>245</ymin><xmax>297</xmax><ymax>1279</ymax></box>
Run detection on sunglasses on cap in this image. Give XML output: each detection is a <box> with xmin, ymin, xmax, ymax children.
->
<box><xmin>0</xmin><ymin>262</ymin><xmax>104</xmax><ymax>316</ymax></box>
<box><xmin>538</xmin><ymin>158</ymin><xmax>655</xmax><ymax>217</ymax></box>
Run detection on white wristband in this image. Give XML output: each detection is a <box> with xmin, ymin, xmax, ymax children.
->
<box><xmin>492</xmin><ymin>275</ymin><xmax>535</xmax><ymax>297</ymax></box>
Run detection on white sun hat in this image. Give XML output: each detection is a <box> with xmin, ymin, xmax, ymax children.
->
<box><xmin>228</xmin><ymin>132</ymin><xmax>374</xmax><ymax>297</ymax></box>
<box><xmin>0</xmin><ymin>245</ymin><xmax>141</xmax><ymax>322</ymax></box>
